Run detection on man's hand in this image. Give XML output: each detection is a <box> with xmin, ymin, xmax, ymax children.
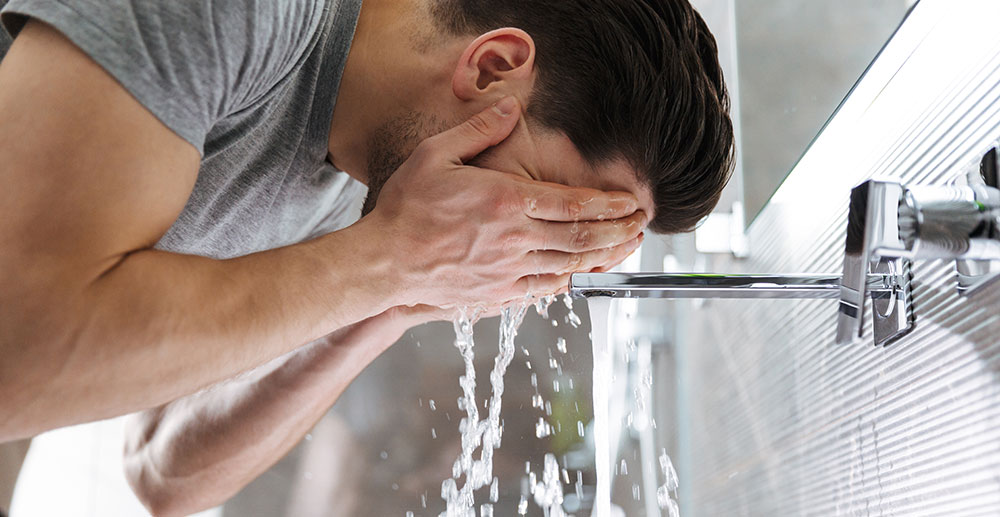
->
<box><xmin>361</xmin><ymin>97</ymin><xmax>645</xmax><ymax>309</ymax></box>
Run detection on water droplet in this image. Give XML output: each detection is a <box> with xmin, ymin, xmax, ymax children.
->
<box><xmin>536</xmin><ymin>417</ymin><xmax>551</xmax><ymax>438</ymax></box>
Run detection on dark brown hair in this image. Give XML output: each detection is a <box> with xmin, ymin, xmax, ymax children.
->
<box><xmin>432</xmin><ymin>0</ymin><xmax>735</xmax><ymax>234</ymax></box>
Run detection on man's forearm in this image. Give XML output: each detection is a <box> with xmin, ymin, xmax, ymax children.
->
<box><xmin>123</xmin><ymin>315</ymin><xmax>409</xmax><ymax>517</ymax></box>
<box><xmin>0</xmin><ymin>220</ymin><xmax>397</xmax><ymax>441</ymax></box>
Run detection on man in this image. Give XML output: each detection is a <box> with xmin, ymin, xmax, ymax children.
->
<box><xmin>0</xmin><ymin>0</ymin><xmax>731</xmax><ymax>509</ymax></box>
<box><xmin>114</xmin><ymin>0</ymin><xmax>732</xmax><ymax>514</ymax></box>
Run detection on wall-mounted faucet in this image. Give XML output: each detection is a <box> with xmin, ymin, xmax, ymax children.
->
<box><xmin>570</xmin><ymin>177</ymin><xmax>1000</xmax><ymax>347</ymax></box>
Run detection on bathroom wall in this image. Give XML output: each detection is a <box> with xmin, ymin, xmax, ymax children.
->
<box><xmin>734</xmin><ymin>0</ymin><xmax>910</xmax><ymax>222</ymax></box>
<box><xmin>671</xmin><ymin>2</ymin><xmax>1000</xmax><ymax>514</ymax></box>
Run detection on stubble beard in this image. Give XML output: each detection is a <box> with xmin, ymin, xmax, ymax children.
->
<box><xmin>361</xmin><ymin>111</ymin><xmax>447</xmax><ymax>216</ymax></box>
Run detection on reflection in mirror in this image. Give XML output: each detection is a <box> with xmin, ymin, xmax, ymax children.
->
<box><xmin>738</xmin><ymin>0</ymin><xmax>915</xmax><ymax>225</ymax></box>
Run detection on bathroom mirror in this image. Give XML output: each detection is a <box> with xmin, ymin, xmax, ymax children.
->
<box><xmin>736</xmin><ymin>0</ymin><xmax>916</xmax><ymax>226</ymax></box>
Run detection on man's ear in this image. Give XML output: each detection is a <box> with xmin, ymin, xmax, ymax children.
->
<box><xmin>452</xmin><ymin>28</ymin><xmax>535</xmax><ymax>102</ymax></box>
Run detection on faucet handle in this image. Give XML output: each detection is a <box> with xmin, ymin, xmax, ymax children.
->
<box><xmin>836</xmin><ymin>180</ymin><xmax>912</xmax><ymax>345</ymax></box>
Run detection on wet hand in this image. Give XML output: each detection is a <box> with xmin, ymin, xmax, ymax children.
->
<box><xmin>363</xmin><ymin>97</ymin><xmax>645</xmax><ymax>309</ymax></box>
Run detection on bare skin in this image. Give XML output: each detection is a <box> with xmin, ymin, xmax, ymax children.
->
<box><xmin>115</xmin><ymin>1</ymin><xmax>659</xmax><ymax>515</ymax></box>
<box><xmin>0</xmin><ymin>8</ymin><xmax>645</xmax><ymax>445</ymax></box>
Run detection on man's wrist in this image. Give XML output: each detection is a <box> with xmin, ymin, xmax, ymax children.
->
<box><xmin>319</xmin><ymin>218</ymin><xmax>412</xmax><ymax>313</ymax></box>
<box><xmin>349</xmin><ymin>217</ymin><xmax>417</xmax><ymax>308</ymax></box>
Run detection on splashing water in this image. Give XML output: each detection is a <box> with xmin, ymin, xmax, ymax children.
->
<box><xmin>530</xmin><ymin>453</ymin><xmax>567</xmax><ymax>517</ymax></box>
<box><xmin>656</xmin><ymin>449</ymin><xmax>680</xmax><ymax>517</ymax></box>
<box><xmin>441</xmin><ymin>303</ymin><xmax>530</xmax><ymax>517</ymax></box>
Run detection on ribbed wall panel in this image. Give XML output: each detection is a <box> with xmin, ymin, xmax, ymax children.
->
<box><xmin>679</xmin><ymin>2</ymin><xmax>1000</xmax><ymax>515</ymax></box>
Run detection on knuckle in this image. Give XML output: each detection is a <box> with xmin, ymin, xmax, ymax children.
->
<box><xmin>465</xmin><ymin>114</ymin><xmax>493</xmax><ymax>138</ymax></box>
<box><xmin>571</xmin><ymin>229</ymin><xmax>594</xmax><ymax>250</ymax></box>
<box><xmin>491</xmin><ymin>189</ymin><xmax>521</xmax><ymax>216</ymax></box>
<box><xmin>595</xmin><ymin>247</ymin><xmax>615</xmax><ymax>265</ymax></box>
<box><xmin>566</xmin><ymin>252</ymin><xmax>584</xmax><ymax>273</ymax></box>
<box><xmin>540</xmin><ymin>229</ymin><xmax>551</xmax><ymax>251</ymax></box>
<box><xmin>501</xmin><ymin>229</ymin><xmax>524</xmax><ymax>250</ymax></box>
<box><xmin>488</xmin><ymin>195</ymin><xmax>509</xmax><ymax>216</ymax></box>
<box><xmin>562</xmin><ymin>197</ymin><xmax>584</xmax><ymax>219</ymax></box>
<box><xmin>411</xmin><ymin>140</ymin><xmax>437</xmax><ymax>163</ymax></box>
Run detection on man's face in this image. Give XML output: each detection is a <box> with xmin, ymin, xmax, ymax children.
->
<box><xmin>360</xmin><ymin>110</ymin><xmax>655</xmax><ymax>220</ymax></box>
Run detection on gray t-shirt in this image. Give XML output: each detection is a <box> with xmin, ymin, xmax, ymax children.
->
<box><xmin>0</xmin><ymin>0</ymin><xmax>367</xmax><ymax>259</ymax></box>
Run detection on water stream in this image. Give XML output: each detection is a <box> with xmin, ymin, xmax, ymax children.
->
<box><xmin>441</xmin><ymin>303</ymin><xmax>530</xmax><ymax>517</ymax></box>
<box><xmin>587</xmin><ymin>297</ymin><xmax>613</xmax><ymax>517</ymax></box>
<box><xmin>436</xmin><ymin>294</ymin><xmax>676</xmax><ymax>516</ymax></box>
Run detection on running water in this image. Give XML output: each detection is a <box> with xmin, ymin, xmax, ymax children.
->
<box><xmin>656</xmin><ymin>449</ymin><xmax>680</xmax><ymax>517</ymax></box>
<box><xmin>441</xmin><ymin>302</ymin><xmax>530</xmax><ymax>517</ymax></box>
<box><xmin>530</xmin><ymin>453</ymin><xmax>567</xmax><ymax>517</ymax></box>
<box><xmin>587</xmin><ymin>297</ymin><xmax>613</xmax><ymax>517</ymax></box>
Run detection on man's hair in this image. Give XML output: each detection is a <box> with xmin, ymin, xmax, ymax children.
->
<box><xmin>432</xmin><ymin>0</ymin><xmax>735</xmax><ymax>234</ymax></box>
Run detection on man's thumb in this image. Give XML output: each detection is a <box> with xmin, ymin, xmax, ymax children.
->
<box><xmin>432</xmin><ymin>96</ymin><xmax>521</xmax><ymax>164</ymax></box>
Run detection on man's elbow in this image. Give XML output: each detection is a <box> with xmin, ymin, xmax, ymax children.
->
<box><xmin>123</xmin><ymin>413</ymin><xmax>186</xmax><ymax>517</ymax></box>
<box><xmin>124</xmin><ymin>449</ymin><xmax>189</xmax><ymax>517</ymax></box>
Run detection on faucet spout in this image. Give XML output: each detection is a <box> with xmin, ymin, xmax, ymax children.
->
<box><xmin>569</xmin><ymin>272</ymin><xmax>901</xmax><ymax>300</ymax></box>
<box><xmin>573</xmin><ymin>179</ymin><xmax>1000</xmax><ymax>348</ymax></box>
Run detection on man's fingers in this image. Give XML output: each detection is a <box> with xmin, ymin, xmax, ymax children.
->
<box><xmin>525</xmin><ymin>233</ymin><xmax>643</xmax><ymax>276</ymax></box>
<box><xmin>512</xmin><ymin>273</ymin><xmax>573</xmax><ymax>299</ymax></box>
<box><xmin>521</xmin><ymin>182</ymin><xmax>638</xmax><ymax>222</ymax></box>
<box><xmin>422</xmin><ymin>96</ymin><xmax>521</xmax><ymax>164</ymax></box>
<box><xmin>531</xmin><ymin>210</ymin><xmax>646</xmax><ymax>253</ymax></box>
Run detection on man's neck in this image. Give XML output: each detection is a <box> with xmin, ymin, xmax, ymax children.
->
<box><xmin>326</xmin><ymin>0</ymin><xmax>457</xmax><ymax>185</ymax></box>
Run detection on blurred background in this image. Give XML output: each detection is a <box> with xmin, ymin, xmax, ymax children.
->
<box><xmin>4</xmin><ymin>1</ymin><xmax>944</xmax><ymax>516</ymax></box>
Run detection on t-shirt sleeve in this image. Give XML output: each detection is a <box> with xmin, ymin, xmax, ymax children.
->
<box><xmin>0</xmin><ymin>2</ymin><xmax>11</xmax><ymax>56</ymax></box>
<box><xmin>0</xmin><ymin>0</ymin><xmax>324</xmax><ymax>154</ymax></box>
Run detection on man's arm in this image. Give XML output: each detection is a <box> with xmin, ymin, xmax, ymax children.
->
<box><xmin>121</xmin><ymin>228</ymin><xmax>643</xmax><ymax>517</ymax></box>
<box><xmin>123</xmin><ymin>307</ymin><xmax>425</xmax><ymax>517</ymax></box>
<box><xmin>0</xmin><ymin>20</ymin><xmax>405</xmax><ymax>440</ymax></box>
<box><xmin>0</xmin><ymin>21</ymin><xmax>643</xmax><ymax>441</ymax></box>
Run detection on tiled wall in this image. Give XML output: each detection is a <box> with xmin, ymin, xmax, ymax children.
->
<box><xmin>674</xmin><ymin>2</ymin><xmax>1000</xmax><ymax>515</ymax></box>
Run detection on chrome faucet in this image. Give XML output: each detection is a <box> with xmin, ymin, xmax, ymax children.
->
<box><xmin>570</xmin><ymin>178</ymin><xmax>1000</xmax><ymax>347</ymax></box>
